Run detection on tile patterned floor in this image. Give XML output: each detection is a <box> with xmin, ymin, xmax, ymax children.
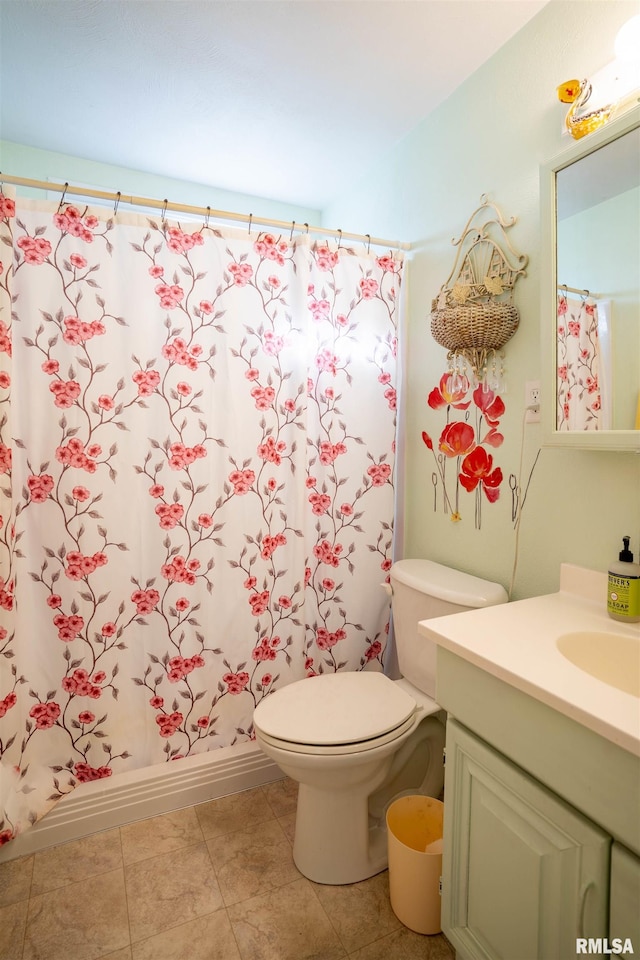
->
<box><xmin>0</xmin><ymin>778</ymin><xmax>456</xmax><ymax>960</ymax></box>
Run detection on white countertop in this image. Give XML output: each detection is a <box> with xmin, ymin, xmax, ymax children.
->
<box><xmin>419</xmin><ymin>564</ymin><xmax>640</xmax><ymax>757</ymax></box>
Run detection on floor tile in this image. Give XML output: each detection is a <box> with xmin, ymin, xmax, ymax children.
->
<box><xmin>262</xmin><ymin>777</ymin><xmax>298</xmax><ymax>818</ymax></box>
<box><xmin>0</xmin><ymin>853</ymin><xmax>33</xmax><ymax>907</ymax></box>
<box><xmin>278</xmin><ymin>811</ymin><xmax>296</xmax><ymax>844</ymax></box>
<box><xmin>125</xmin><ymin>841</ymin><xmax>223</xmax><ymax>943</ymax></box>
<box><xmin>227</xmin><ymin>876</ymin><xmax>346</xmax><ymax>960</ymax></box>
<box><xmin>206</xmin><ymin>817</ymin><xmax>301</xmax><ymax>906</ymax></box>
<box><xmin>430</xmin><ymin>935</ymin><xmax>457</xmax><ymax>959</ymax></box>
<box><xmin>31</xmin><ymin>828</ymin><xmax>123</xmax><ymax>896</ymax></box>
<box><xmin>313</xmin><ymin>870</ymin><xmax>401</xmax><ymax>953</ymax></box>
<box><xmin>130</xmin><ymin>909</ymin><xmax>242</xmax><ymax>960</ymax></box>
<box><xmin>23</xmin><ymin>867</ymin><xmax>129</xmax><ymax>960</ymax></box>
<box><xmin>195</xmin><ymin>786</ymin><xmax>275</xmax><ymax>840</ymax></box>
<box><xmin>120</xmin><ymin>806</ymin><xmax>204</xmax><ymax>866</ymax></box>
<box><xmin>6</xmin><ymin>783</ymin><xmax>457</xmax><ymax>960</ymax></box>
<box><xmin>348</xmin><ymin>927</ymin><xmax>456</xmax><ymax>959</ymax></box>
<box><xmin>0</xmin><ymin>898</ymin><xmax>28</xmax><ymax>960</ymax></box>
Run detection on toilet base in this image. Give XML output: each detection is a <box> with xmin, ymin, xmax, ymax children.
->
<box><xmin>292</xmin><ymin>781</ymin><xmax>390</xmax><ymax>885</ymax></box>
<box><xmin>283</xmin><ymin>714</ymin><xmax>446</xmax><ymax>885</ymax></box>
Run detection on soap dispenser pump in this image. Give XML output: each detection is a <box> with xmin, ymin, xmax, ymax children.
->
<box><xmin>607</xmin><ymin>536</ymin><xmax>640</xmax><ymax>623</ymax></box>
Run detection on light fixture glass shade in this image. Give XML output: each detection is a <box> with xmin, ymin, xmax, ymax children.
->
<box><xmin>614</xmin><ymin>15</ymin><xmax>640</xmax><ymax>64</ymax></box>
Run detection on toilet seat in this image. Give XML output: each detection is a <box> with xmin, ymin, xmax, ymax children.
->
<box><xmin>253</xmin><ymin>672</ymin><xmax>418</xmax><ymax>756</ymax></box>
<box><xmin>256</xmin><ymin>713</ymin><xmax>419</xmax><ymax>756</ymax></box>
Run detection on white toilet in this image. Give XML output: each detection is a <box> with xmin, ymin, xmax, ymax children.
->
<box><xmin>253</xmin><ymin>559</ymin><xmax>508</xmax><ymax>884</ymax></box>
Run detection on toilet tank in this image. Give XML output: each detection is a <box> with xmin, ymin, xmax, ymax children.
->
<box><xmin>390</xmin><ymin>559</ymin><xmax>508</xmax><ymax>699</ymax></box>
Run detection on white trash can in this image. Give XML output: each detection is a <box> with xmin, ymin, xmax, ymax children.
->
<box><xmin>386</xmin><ymin>794</ymin><xmax>444</xmax><ymax>935</ymax></box>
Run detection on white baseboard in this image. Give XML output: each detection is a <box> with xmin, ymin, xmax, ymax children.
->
<box><xmin>0</xmin><ymin>743</ymin><xmax>284</xmax><ymax>863</ymax></box>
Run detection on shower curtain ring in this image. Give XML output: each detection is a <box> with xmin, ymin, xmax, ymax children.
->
<box><xmin>57</xmin><ymin>183</ymin><xmax>69</xmax><ymax>212</ymax></box>
<box><xmin>304</xmin><ymin>223</ymin><xmax>309</xmax><ymax>235</ymax></box>
<box><xmin>204</xmin><ymin>206</ymin><xmax>211</xmax><ymax>229</ymax></box>
<box><xmin>161</xmin><ymin>199</ymin><xmax>168</xmax><ymax>221</ymax></box>
<box><xmin>337</xmin><ymin>229</ymin><xmax>342</xmax><ymax>249</ymax></box>
<box><xmin>113</xmin><ymin>191</ymin><xmax>121</xmax><ymax>216</ymax></box>
<box><xmin>289</xmin><ymin>220</ymin><xmax>296</xmax><ymax>241</ymax></box>
<box><xmin>365</xmin><ymin>234</ymin><xmax>371</xmax><ymax>254</ymax></box>
<box><xmin>248</xmin><ymin>213</ymin><xmax>253</xmax><ymax>235</ymax></box>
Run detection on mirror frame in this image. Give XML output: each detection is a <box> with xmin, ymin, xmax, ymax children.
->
<box><xmin>540</xmin><ymin>103</ymin><xmax>640</xmax><ymax>452</ymax></box>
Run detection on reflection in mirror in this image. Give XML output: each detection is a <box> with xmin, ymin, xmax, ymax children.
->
<box><xmin>555</xmin><ymin>125</ymin><xmax>639</xmax><ymax>432</ymax></box>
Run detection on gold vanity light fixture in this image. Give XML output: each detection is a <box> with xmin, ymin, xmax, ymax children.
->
<box><xmin>430</xmin><ymin>196</ymin><xmax>528</xmax><ymax>391</ymax></box>
<box><xmin>557</xmin><ymin>14</ymin><xmax>640</xmax><ymax>141</ymax></box>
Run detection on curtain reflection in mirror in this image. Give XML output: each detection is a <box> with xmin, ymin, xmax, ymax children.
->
<box><xmin>557</xmin><ymin>290</ymin><xmax>612</xmax><ymax>430</ymax></box>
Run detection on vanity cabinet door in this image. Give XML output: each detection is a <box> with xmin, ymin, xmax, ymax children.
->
<box><xmin>442</xmin><ymin>719</ymin><xmax>610</xmax><ymax>960</ymax></box>
<box><xmin>610</xmin><ymin>843</ymin><xmax>640</xmax><ymax>945</ymax></box>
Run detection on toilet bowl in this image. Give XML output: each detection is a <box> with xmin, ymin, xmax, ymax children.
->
<box><xmin>254</xmin><ymin>671</ymin><xmax>445</xmax><ymax>884</ymax></box>
<box><xmin>252</xmin><ymin>559</ymin><xmax>508</xmax><ymax>885</ymax></box>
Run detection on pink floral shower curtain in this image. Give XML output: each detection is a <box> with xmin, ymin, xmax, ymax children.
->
<box><xmin>0</xmin><ymin>191</ymin><xmax>402</xmax><ymax>846</ymax></box>
<box><xmin>557</xmin><ymin>292</ymin><xmax>603</xmax><ymax>430</ymax></box>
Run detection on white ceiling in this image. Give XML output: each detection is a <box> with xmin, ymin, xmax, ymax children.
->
<box><xmin>0</xmin><ymin>0</ymin><xmax>548</xmax><ymax>210</ymax></box>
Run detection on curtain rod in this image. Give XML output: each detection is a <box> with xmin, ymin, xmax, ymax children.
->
<box><xmin>558</xmin><ymin>283</ymin><xmax>601</xmax><ymax>299</ymax></box>
<box><xmin>0</xmin><ymin>173</ymin><xmax>410</xmax><ymax>252</ymax></box>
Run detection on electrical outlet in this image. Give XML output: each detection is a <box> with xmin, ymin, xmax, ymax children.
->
<box><xmin>525</xmin><ymin>380</ymin><xmax>540</xmax><ymax>423</ymax></box>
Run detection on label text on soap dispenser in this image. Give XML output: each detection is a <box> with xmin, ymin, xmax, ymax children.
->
<box><xmin>607</xmin><ymin>574</ymin><xmax>640</xmax><ymax>619</ymax></box>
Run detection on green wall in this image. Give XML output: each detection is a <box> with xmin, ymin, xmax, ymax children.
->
<box><xmin>324</xmin><ymin>0</ymin><xmax>640</xmax><ymax>599</ymax></box>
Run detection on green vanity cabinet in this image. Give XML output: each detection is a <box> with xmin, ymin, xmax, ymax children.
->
<box><xmin>434</xmin><ymin>647</ymin><xmax>640</xmax><ymax>960</ymax></box>
<box><xmin>442</xmin><ymin>718</ymin><xmax>609</xmax><ymax>960</ymax></box>
<box><xmin>610</xmin><ymin>843</ymin><xmax>640</xmax><ymax>946</ymax></box>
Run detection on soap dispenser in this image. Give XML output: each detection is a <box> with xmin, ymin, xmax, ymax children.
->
<box><xmin>607</xmin><ymin>536</ymin><xmax>640</xmax><ymax>623</ymax></box>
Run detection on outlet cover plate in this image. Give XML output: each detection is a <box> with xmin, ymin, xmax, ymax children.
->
<box><xmin>525</xmin><ymin>380</ymin><xmax>540</xmax><ymax>423</ymax></box>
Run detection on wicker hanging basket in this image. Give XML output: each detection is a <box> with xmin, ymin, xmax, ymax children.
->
<box><xmin>429</xmin><ymin>197</ymin><xmax>528</xmax><ymax>362</ymax></box>
<box><xmin>430</xmin><ymin>300</ymin><xmax>520</xmax><ymax>352</ymax></box>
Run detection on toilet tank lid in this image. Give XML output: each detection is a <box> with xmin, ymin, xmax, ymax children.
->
<box><xmin>390</xmin><ymin>559</ymin><xmax>508</xmax><ymax>608</ymax></box>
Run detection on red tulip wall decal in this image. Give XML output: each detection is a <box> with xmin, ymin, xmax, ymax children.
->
<box><xmin>421</xmin><ymin>370</ymin><xmax>506</xmax><ymax>528</ymax></box>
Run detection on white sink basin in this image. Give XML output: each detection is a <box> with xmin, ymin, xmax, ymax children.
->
<box><xmin>557</xmin><ymin>631</ymin><xmax>640</xmax><ymax>697</ymax></box>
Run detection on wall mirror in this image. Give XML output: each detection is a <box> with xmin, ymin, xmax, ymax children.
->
<box><xmin>540</xmin><ymin>104</ymin><xmax>640</xmax><ymax>452</ymax></box>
